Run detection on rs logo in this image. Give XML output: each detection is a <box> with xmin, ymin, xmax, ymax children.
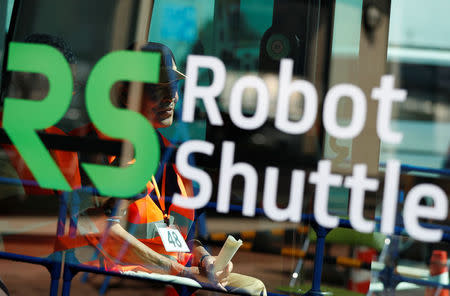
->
<box><xmin>3</xmin><ymin>42</ymin><xmax>161</xmax><ymax>197</ymax></box>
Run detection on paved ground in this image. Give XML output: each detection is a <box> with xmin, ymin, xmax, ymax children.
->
<box><xmin>0</xmin><ymin>247</ymin><xmax>300</xmax><ymax>295</ymax></box>
<box><xmin>0</xmin><ymin>216</ymin><xmax>428</xmax><ymax>295</ymax></box>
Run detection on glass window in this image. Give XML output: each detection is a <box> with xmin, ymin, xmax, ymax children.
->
<box><xmin>0</xmin><ymin>1</ymin><xmax>448</xmax><ymax>295</ymax></box>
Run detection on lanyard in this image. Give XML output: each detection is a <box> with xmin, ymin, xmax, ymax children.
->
<box><xmin>150</xmin><ymin>165</ymin><xmax>170</xmax><ymax>226</ymax></box>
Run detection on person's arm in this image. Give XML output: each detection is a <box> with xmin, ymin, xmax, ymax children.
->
<box><xmin>102</xmin><ymin>221</ymin><xmax>199</xmax><ymax>277</ymax></box>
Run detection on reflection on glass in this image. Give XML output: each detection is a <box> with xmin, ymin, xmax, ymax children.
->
<box><xmin>0</xmin><ymin>1</ymin><xmax>448</xmax><ymax>296</ymax></box>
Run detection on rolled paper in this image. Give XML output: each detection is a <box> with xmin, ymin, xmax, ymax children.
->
<box><xmin>213</xmin><ymin>235</ymin><xmax>243</xmax><ymax>273</ymax></box>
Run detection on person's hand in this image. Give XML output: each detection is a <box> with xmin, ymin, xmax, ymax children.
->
<box><xmin>168</xmin><ymin>261</ymin><xmax>199</xmax><ymax>278</ymax></box>
<box><xmin>201</xmin><ymin>255</ymin><xmax>233</xmax><ymax>291</ymax></box>
<box><xmin>169</xmin><ymin>260</ymin><xmax>200</xmax><ymax>278</ymax></box>
<box><xmin>179</xmin><ymin>266</ymin><xmax>200</xmax><ymax>279</ymax></box>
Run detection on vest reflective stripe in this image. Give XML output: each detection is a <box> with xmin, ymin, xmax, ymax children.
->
<box><xmin>127</xmin><ymin>220</ymin><xmax>166</xmax><ymax>240</ymax></box>
<box><xmin>127</xmin><ymin>212</ymin><xmax>193</xmax><ymax>241</ymax></box>
<box><xmin>126</xmin><ymin>188</ymin><xmax>195</xmax><ymax>238</ymax></box>
<box><xmin>0</xmin><ymin>118</ymin><xmax>82</xmax><ymax>195</ymax></box>
<box><xmin>171</xmin><ymin>211</ymin><xmax>194</xmax><ymax>235</ymax></box>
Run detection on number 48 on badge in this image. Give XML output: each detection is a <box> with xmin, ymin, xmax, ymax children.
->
<box><xmin>157</xmin><ymin>226</ymin><xmax>190</xmax><ymax>252</ymax></box>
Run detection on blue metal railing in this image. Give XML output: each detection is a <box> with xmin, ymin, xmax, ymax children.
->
<box><xmin>0</xmin><ymin>162</ymin><xmax>448</xmax><ymax>295</ymax></box>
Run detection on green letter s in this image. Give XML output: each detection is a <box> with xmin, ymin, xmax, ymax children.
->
<box><xmin>3</xmin><ymin>42</ymin><xmax>73</xmax><ymax>191</ymax></box>
<box><xmin>83</xmin><ymin>51</ymin><xmax>161</xmax><ymax>197</ymax></box>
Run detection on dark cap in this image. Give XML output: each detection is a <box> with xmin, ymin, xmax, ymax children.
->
<box><xmin>140</xmin><ymin>42</ymin><xmax>186</xmax><ymax>83</ymax></box>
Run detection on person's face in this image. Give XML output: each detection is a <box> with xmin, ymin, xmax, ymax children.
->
<box><xmin>140</xmin><ymin>80</ymin><xmax>179</xmax><ymax>129</ymax></box>
<box><xmin>7</xmin><ymin>64</ymin><xmax>77</xmax><ymax>99</ymax></box>
<box><xmin>7</xmin><ymin>72</ymin><xmax>49</xmax><ymax>100</ymax></box>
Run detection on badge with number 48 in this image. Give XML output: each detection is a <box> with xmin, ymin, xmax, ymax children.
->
<box><xmin>156</xmin><ymin>226</ymin><xmax>190</xmax><ymax>252</ymax></box>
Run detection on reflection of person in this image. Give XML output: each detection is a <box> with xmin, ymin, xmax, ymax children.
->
<box><xmin>94</xmin><ymin>42</ymin><xmax>266</xmax><ymax>295</ymax></box>
<box><xmin>0</xmin><ymin>33</ymin><xmax>79</xmax><ymax>296</ymax></box>
<box><xmin>0</xmin><ymin>33</ymin><xmax>81</xmax><ymax>197</ymax></box>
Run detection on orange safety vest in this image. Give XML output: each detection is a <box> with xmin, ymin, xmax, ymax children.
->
<box><xmin>56</xmin><ymin>129</ymin><xmax>195</xmax><ymax>273</ymax></box>
<box><xmin>112</xmin><ymin>133</ymin><xmax>195</xmax><ymax>268</ymax></box>
<box><xmin>0</xmin><ymin>112</ymin><xmax>81</xmax><ymax>195</ymax></box>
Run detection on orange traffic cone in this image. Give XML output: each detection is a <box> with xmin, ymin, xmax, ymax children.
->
<box><xmin>348</xmin><ymin>247</ymin><xmax>377</xmax><ymax>293</ymax></box>
<box><xmin>425</xmin><ymin>250</ymin><xmax>449</xmax><ymax>296</ymax></box>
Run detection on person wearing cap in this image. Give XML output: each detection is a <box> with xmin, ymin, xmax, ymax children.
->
<box><xmin>0</xmin><ymin>33</ymin><xmax>81</xmax><ymax>198</ymax></box>
<box><xmin>70</xmin><ymin>42</ymin><xmax>266</xmax><ymax>296</ymax></box>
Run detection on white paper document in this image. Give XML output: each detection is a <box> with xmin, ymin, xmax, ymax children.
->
<box><xmin>213</xmin><ymin>235</ymin><xmax>243</xmax><ymax>273</ymax></box>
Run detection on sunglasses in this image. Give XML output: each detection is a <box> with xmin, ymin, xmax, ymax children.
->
<box><xmin>144</xmin><ymin>81</ymin><xmax>179</xmax><ymax>98</ymax></box>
